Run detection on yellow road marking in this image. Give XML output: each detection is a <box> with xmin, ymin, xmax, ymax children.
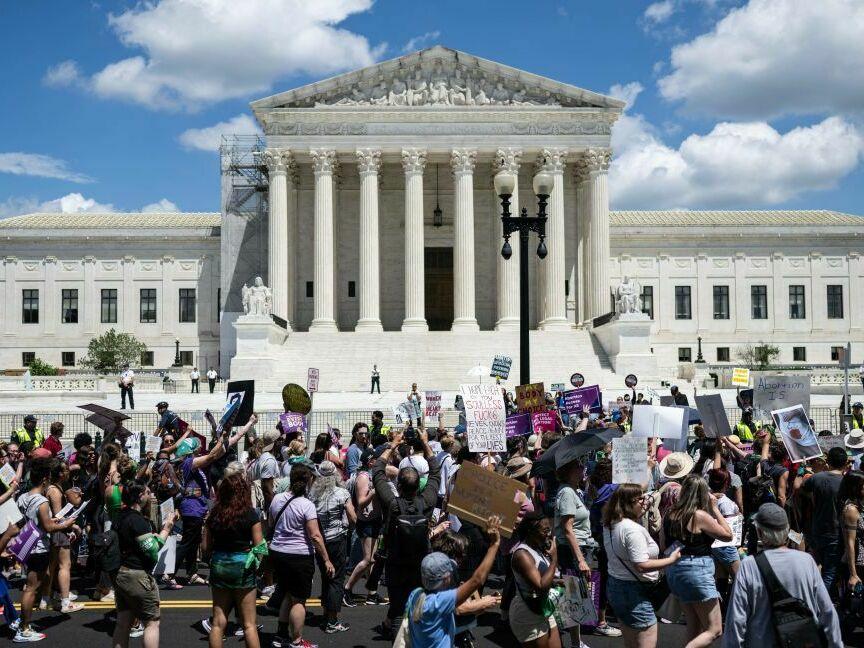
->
<box><xmin>76</xmin><ymin>599</ymin><xmax>322</xmax><ymax>610</ymax></box>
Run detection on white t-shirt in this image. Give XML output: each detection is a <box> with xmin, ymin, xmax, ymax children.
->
<box><xmin>207</xmin><ymin>370</ymin><xmax>217</xmax><ymax>379</ymax></box>
<box><xmin>190</xmin><ymin>370</ymin><xmax>200</xmax><ymax>380</ymax></box>
<box><xmin>120</xmin><ymin>369</ymin><xmax>135</xmax><ymax>385</ymax></box>
<box><xmin>604</xmin><ymin>518</ymin><xmax>660</xmax><ymax>582</ymax></box>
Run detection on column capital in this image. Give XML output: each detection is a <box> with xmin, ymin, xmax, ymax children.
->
<box><xmin>584</xmin><ymin>147</ymin><xmax>612</xmax><ymax>174</ymax></box>
<box><xmin>536</xmin><ymin>147</ymin><xmax>569</xmax><ymax>174</ymax></box>
<box><xmin>492</xmin><ymin>147</ymin><xmax>522</xmax><ymax>174</ymax></box>
<box><xmin>450</xmin><ymin>148</ymin><xmax>476</xmax><ymax>175</ymax></box>
<box><xmin>355</xmin><ymin>148</ymin><xmax>382</xmax><ymax>176</ymax></box>
<box><xmin>401</xmin><ymin>148</ymin><xmax>427</xmax><ymax>175</ymax></box>
<box><xmin>310</xmin><ymin>149</ymin><xmax>338</xmax><ymax>175</ymax></box>
<box><xmin>573</xmin><ymin>157</ymin><xmax>591</xmax><ymax>184</ymax></box>
<box><xmin>263</xmin><ymin>148</ymin><xmax>293</xmax><ymax>176</ymax></box>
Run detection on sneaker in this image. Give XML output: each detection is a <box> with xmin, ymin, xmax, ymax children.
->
<box><xmin>59</xmin><ymin>602</ymin><xmax>85</xmax><ymax>614</ymax></box>
<box><xmin>271</xmin><ymin>636</ymin><xmax>287</xmax><ymax>648</ymax></box>
<box><xmin>341</xmin><ymin>591</ymin><xmax>358</xmax><ymax>608</ymax></box>
<box><xmin>234</xmin><ymin>624</ymin><xmax>263</xmax><ymax>638</ymax></box>
<box><xmin>579</xmin><ymin>642</ymin><xmax>592</xmax><ymax>648</ymax></box>
<box><xmin>92</xmin><ymin>589</ymin><xmax>115</xmax><ymax>602</ymax></box>
<box><xmin>365</xmin><ymin>592</ymin><xmax>388</xmax><ymax>606</ymax></box>
<box><xmin>260</xmin><ymin>585</ymin><xmax>275</xmax><ymax>599</ymax></box>
<box><xmin>289</xmin><ymin>640</ymin><xmax>317</xmax><ymax>648</ymax></box>
<box><xmin>13</xmin><ymin>628</ymin><xmax>46</xmax><ymax>643</ymax></box>
<box><xmin>163</xmin><ymin>578</ymin><xmax>184</xmax><ymax>591</ymax></box>
<box><xmin>324</xmin><ymin>621</ymin><xmax>350</xmax><ymax>634</ymax></box>
<box><xmin>37</xmin><ymin>599</ymin><xmax>49</xmax><ymax>611</ymax></box>
<box><xmin>202</xmin><ymin>618</ymin><xmax>213</xmax><ymax>634</ymax></box>
<box><xmin>593</xmin><ymin>623</ymin><xmax>622</xmax><ymax>637</ymax></box>
<box><xmin>9</xmin><ymin>619</ymin><xmax>21</xmax><ymax>632</ymax></box>
<box><xmin>130</xmin><ymin>624</ymin><xmax>144</xmax><ymax>638</ymax></box>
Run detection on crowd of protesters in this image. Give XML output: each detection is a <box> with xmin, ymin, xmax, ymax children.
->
<box><xmin>2</xmin><ymin>387</ymin><xmax>862</xmax><ymax>647</ymax></box>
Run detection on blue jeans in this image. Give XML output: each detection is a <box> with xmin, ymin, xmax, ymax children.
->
<box><xmin>811</xmin><ymin>536</ymin><xmax>840</xmax><ymax>596</ymax></box>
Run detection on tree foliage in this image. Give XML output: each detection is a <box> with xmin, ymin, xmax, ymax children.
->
<box><xmin>80</xmin><ymin>329</ymin><xmax>148</xmax><ymax>373</ymax></box>
<box><xmin>27</xmin><ymin>357</ymin><xmax>59</xmax><ymax>376</ymax></box>
<box><xmin>736</xmin><ymin>342</ymin><xmax>780</xmax><ymax>369</ymax></box>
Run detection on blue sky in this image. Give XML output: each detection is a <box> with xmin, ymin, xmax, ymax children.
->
<box><xmin>1</xmin><ymin>0</ymin><xmax>862</xmax><ymax>216</ymax></box>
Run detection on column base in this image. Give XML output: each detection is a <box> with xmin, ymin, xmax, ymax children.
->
<box><xmin>451</xmin><ymin>318</ymin><xmax>479</xmax><ymax>332</ymax></box>
<box><xmin>495</xmin><ymin>317</ymin><xmax>520</xmax><ymax>331</ymax></box>
<box><xmin>401</xmin><ymin>318</ymin><xmax>429</xmax><ymax>332</ymax></box>
<box><xmin>539</xmin><ymin>317</ymin><xmax>573</xmax><ymax>331</ymax></box>
<box><xmin>309</xmin><ymin>319</ymin><xmax>339</xmax><ymax>333</ymax></box>
<box><xmin>354</xmin><ymin>319</ymin><xmax>383</xmax><ymax>333</ymax></box>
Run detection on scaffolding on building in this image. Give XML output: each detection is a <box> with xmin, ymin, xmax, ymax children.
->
<box><xmin>220</xmin><ymin>134</ymin><xmax>269</xmax><ymax>217</ymax></box>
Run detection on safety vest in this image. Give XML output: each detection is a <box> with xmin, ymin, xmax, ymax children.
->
<box><xmin>853</xmin><ymin>417</ymin><xmax>863</xmax><ymax>430</ymax></box>
<box><xmin>735</xmin><ymin>421</ymin><xmax>759</xmax><ymax>442</ymax></box>
<box><xmin>621</xmin><ymin>420</ymin><xmax>632</xmax><ymax>433</ymax></box>
<box><xmin>13</xmin><ymin>426</ymin><xmax>44</xmax><ymax>448</ymax></box>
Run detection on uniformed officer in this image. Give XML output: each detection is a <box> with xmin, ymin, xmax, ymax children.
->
<box><xmin>12</xmin><ymin>414</ymin><xmax>44</xmax><ymax>453</ymax></box>
<box><xmin>734</xmin><ymin>407</ymin><xmax>761</xmax><ymax>441</ymax></box>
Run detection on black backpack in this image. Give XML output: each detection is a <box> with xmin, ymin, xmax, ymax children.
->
<box><xmin>388</xmin><ymin>497</ymin><xmax>430</xmax><ymax>566</ymax></box>
<box><xmin>755</xmin><ymin>552</ymin><xmax>828</xmax><ymax>648</ymax></box>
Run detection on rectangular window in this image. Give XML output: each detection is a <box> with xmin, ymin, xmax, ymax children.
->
<box><xmin>101</xmin><ymin>288</ymin><xmax>118</xmax><ymax>323</ymax></box>
<box><xmin>793</xmin><ymin>346</ymin><xmax>806</xmax><ymax>362</ymax></box>
<box><xmin>22</xmin><ymin>289</ymin><xmax>39</xmax><ymax>324</ymax></box>
<box><xmin>751</xmin><ymin>285</ymin><xmax>768</xmax><ymax>319</ymax></box>
<box><xmin>678</xmin><ymin>347</ymin><xmax>692</xmax><ymax>362</ymax></box>
<box><xmin>22</xmin><ymin>352</ymin><xmax>35</xmax><ymax>366</ymax></box>
<box><xmin>306</xmin><ymin>281</ymin><xmax>313</xmax><ymax>299</ymax></box>
<box><xmin>789</xmin><ymin>285</ymin><xmax>806</xmax><ymax>320</ymax></box>
<box><xmin>179</xmin><ymin>350</ymin><xmax>193</xmax><ymax>366</ymax></box>
<box><xmin>61</xmin><ymin>289</ymin><xmax>79</xmax><ymax>323</ymax></box>
<box><xmin>140</xmin><ymin>289</ymin><xmax>157</xmax><ymax>323</ymax></box>
<box><xmin>827</xmin><ymin>285</ymin><xmax>844</xmax><ymax>319</ymax></box>
<box><xmin>831</xmin><ymin>346</ymin><xmax>844</xmax><ymax>362</ymax></box>
<box><xmin>712</xmin><ymin>285</ymin><xmax>730</xmax><ymax>320</ymax></box>
<box><xmin>179</xmin><ymin>288</ymin><xmax>196</xmax><ymax>323</ymax></box>
<box><xmin>564</xmin><ymin>280</ymin><xmax>569</xmax><ymax>296</ymax></box>
<box><xmin>641</xmin><ymin>286</ymin><xmax>654</xmax><ymax>320</ymax></box>
<box><xmin>140</xmin><ymin>351</ymin><xmax>154</xmax><ymax>367</ymax></box>
<box><xmin>716</xmin><ymin>347</ymin><xmax>730</xmax><ymax>362</ymax></box>
<box><xmin>348</xmin><ymin>281</ymin><xmax>356</xmax><ymax>298</ymax></box>
<box><xmin>674</xmin><ymin>286</ymin><xmax>691</xmax><ymax>320</ymax></box>
<box><xmin>61</xmin><ymin>351</ymin><xmax>75</xmax><ymax>367</ymax></box>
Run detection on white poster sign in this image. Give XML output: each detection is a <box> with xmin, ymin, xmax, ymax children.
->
<box><xmin>631</xmin><ymin>405</ymin><xmax>688</xmax><ymax>439</ymax></box>
<box><xmin>612</xmin><ymin>436</ymin><xmax>648</xmax><ymax>485</ymax></box>
<box><xmin>424</xmin><ymin>391</ymin><xmax>442</xmax><ymax>418</ymax></box>
<box><xmin>125</xmin><ymin>432</ymin><xmax>141</xmax><ymax>463</ymax></box>
<box><xmin>145</xmin><ymin>435</ymin><xmax>163</xmax><ymax>455</ymax></box>
<box><xmin>773</xmin><ymin>403</ymin><xmax>822</xmax><ymax>462</ymax></box>
<box><xmin>152</xmin><ymin>535</ymin><xmax>177</xmax><ymax>576</ymax></box>
<box><xmin>753</xmin><ymin>374</ymin><xmax>810</xmax><ymax>421</ymax></box>
<box><xmin>392</xmin><ymin>401</ymin><xmax>415</xmax><ymax>425</ymax></box>
<box><xmin>712</xmin><ymin>515</ymin><xmax>744</xmax><ymax>548</ymax></box>
<box><xmin>460</xmin><ymin>383</ymin><xmax>507</xmax><ymax>453</ymax></box>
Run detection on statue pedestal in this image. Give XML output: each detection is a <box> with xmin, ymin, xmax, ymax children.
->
<box><xmin>592</xmin><ymin>313</ymin><xmax>659</xmax><ymax>379</ymax></box>
<box><xmin>230</xmin><ymin>315</ymin><xmax>289</xmax><ymax>378</ymax></box>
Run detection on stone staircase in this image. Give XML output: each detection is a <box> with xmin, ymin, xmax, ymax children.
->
<box><xmin>233</xmin><ymin>328</ymin><xmax>635</xmax><ymax>393</ymax></box>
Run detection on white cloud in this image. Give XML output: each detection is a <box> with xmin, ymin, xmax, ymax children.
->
<box><xmin>141</xmin><ymin>198</ymin><xmax>180</xmax><ymax>213</ymax></box>
<box><xmin>43</xmin><ymin>60</ymin><xmax>82</xmax><ymax>87</ymax></box>
<box><xmin>611</xmin><ymin>115</ymin><xmax>864</xmax><ymax>209</ymax></box>
<box><xmin>658</xmin><ymin>0</ymin><xmax>864</xmax><ymax>119</ymax></box>
<box><xmin>644</xmin><ymin>1</ymin><xmax>676</xmax><ymax>25</ymax></box>
<box><xmin>402</xmin><ymin>31</ymin><xmax>440</xmax><ymax>53</ymax></box>
<box><xmin>179</xmin><ymin>114</ymin><xmax>262</xmax><ymax>152</ymax></box>
<box><xmin>0</xmin><ymin>192</ymin><xmax>114</xmax><ymax>219</ymax></box>
<box><xmin>608</xmin><ymin>82</ymin><xmax>644</xmax><ymax>110</ymax></box>
<box><xmin>0</xmin><ymin>152</ymin><xmax>92</xmax><ymax>183</ymax></box>
<box><xmin>49</xmin><ymin>0</ymin><xmax>383</xmax><ymax>111</ymax></box>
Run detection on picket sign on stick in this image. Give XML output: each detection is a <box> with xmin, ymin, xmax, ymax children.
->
<box><xmin>612</xmin><ymin>436</ymin><xmax>648</xmax><ymax>485</ymax></box>
<box><xmin>447</xmin><ymin>461</ymin><xmax>529</xmax><ymax>538</ymax></box>
<box><xmin>460</xmin><ymin>383</ymin><xmax>507</xmax><ymax>452</ymax></box>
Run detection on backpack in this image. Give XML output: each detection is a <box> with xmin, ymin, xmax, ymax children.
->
<box><xmin>755</xmin><ymin>552</ymin><xmax>828</xmax><ymax>648</ymax></box>
<box><xmin>388</xmin><ymin>497</ymin><xmax>430</xmax><ymax>566</ymax></box>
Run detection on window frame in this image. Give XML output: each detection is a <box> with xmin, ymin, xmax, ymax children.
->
<box><xmin>61</xmin><ymin>351</ymin><xmax>75</xmax><ymax>367</ymax></box>
<box><xmin>788</xmin><ymin>285</ymin><xmax>806</xmax><ymax>320</ymax></box>
<box><xmin>827</xmin><ymin>285</ymin><xmax>844</xmax><ymax>319</ymax></box>
<box><xmin>140</xmin><ymin>288</ymin><xmax>157</xmax><ymax>324</ymax></box>
<box><xmin>751</xmin><ymin>285</ymin><xmax>768</xmax><ymax>320</ymax></box>
<box><xmin>712</xmin><ymin>285</ymin><xmax>730</xmax><ymax>320</ymax></box>
<box><xmin>678</xmin><ymin>347</ymin><xmax>692</xmax><ymax>362</ymax></box>
<box><xmin>793</xmin><ymin>346</ymin><xmax>806</xmax><ymax>362</ymax></box>
<box><xmin>641</xmin><ymin>285</ymin><xmax>654</xmax><ymax>320</ymax></box>
<box><xmin>716</xmin><ymin>347</ymin><xmax>730</xmax><ymax>362</ymax></box>
<box><xmin>22</xmin><ymin>289</ymin><xmax>39</xmax><ymax>324</ymax></box>
<box><xmin>22</xmin><ymin>351</ymin><xmax>35</xmax><ymax>366</ymax></box>
<box><xmin>674</xmin><ymin>285</ymin><xmax>692</xmax><ymax>320</ymax></box>
<box><xmin>61</xmin><ymin>288</ymin><xmax>79</xmax><ymax>324</ymax></box>
<box><xmin>101</xmin><ymin>288</ymin><xmax>118</xmax><ymax>324</ymax></box>
<box><xmin>178</xmin><ymin>288</ymin><xmax>196</xmax><ymax>323</ymax></box>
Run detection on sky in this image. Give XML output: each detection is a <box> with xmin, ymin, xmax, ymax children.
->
<box><xmin>1</xmin><ymin>0</ymin><xmax>863</xmax><ymax>217</ymax></box>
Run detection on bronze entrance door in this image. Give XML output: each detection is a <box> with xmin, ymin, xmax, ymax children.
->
<box><xmin>424</xmin><ymin>247</ymin><xmax>453</xmax><ymax>331</ymax></box>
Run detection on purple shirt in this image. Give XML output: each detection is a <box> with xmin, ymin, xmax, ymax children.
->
<box><xmin>268</xmin><ymin>494</ymin><xmax>318</xmax><ymax>555</ymax></box>
<box><xmin>179</xmin><ymin>456</ymin><xmax>210</xmax><ymax>518</ymax></box>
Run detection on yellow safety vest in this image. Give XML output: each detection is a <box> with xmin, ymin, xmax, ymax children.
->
<box><xmin>13</xmin><ymin>426</ymin><xmax>44</xmax><ymax>447</ymax></box>
<box><xmin>735</xmin><ymin>421</ymin><xmax>759</xmax><ymax>442</ymax></box>
<box><xmin>853</xmin><ymin>417</ymin><xmax>863</xmax><ymax>430</ymax></box>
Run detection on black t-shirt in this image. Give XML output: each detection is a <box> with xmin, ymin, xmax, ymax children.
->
<box><xmin>802</xmin><ymin>470</ymin><xmax>843</xmax><ymax>541</ymax></box>
<box><xmin>117</xmin><ymin>508</ymin><xmax>157</xmax><ymax>571</ymax></box>
<box><xmin>208</xmin><ymin>508</ymin><xmax>260</xmax><ymax>553</ymax></box>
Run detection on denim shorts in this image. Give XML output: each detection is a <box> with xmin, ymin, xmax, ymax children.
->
<box><xmin>607</xmin><ymin>576</ymin><xmax>657</xmax><ymax>629</ymax></box>
<box><xmin>711</xmin><ymin>545</ymin><xmax>739</xmax><ymax>566</ymax></box>
<box><xmin>665</xmin><ymin>555</ymin><xmax>718</xmax><ymax>603</ymax></box>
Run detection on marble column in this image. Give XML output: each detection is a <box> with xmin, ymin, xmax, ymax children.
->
<box><xmin>43</xmin><ymin>256</ymin><xmax>57</xmax><ymax>336</ymax></box>
<box><xmin>450</xmin><ymin>148</ymin><xmax>479</xmax><ymax>331</ymax></box>
<box><xmin>264</xmin><ymin>148</ymin><xmax>293</xmax><ymax>330</ymax></box>
<box><xmin>585</xmin><ymin>148</ymin><xmax>612</xmax><ymax>320</ymax></box>
<box><xmin>310</xmin><ymin>149</ymin><xmax>339</xmax><ymax>332</ymax></box>
<box><xmin>537</xmin><ymin>148</ymin><xmax>570</xmax><ymax>329</ymax></box>
<box><xmin>401</xmin><ymin>148</ymin><xmax>428</xmax><ymax>331</ymax></box>
<box><xmin>493</xmin><ymin>148</ymin><xmax>521</xmax><ymax>330</ymax></box>
<box><xmin>355</xmin><ymin>148</ymin><xmax>383</xmax><ymax>332</ymax></box>
<box><xmin>573</xmin><ymin>159</ymin><xmax>590</xmax><ymax>325</ymax></box>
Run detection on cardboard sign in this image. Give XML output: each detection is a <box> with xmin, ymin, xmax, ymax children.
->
<box><xmin>281</xmin><ymin>383</ymin><xmax>312</xmax><ymax>415</ymax></box>
<box><xmin>279</xmin><ymin>412</ymin><xmax>307</xmax><ymax>435</ymax></box>
<box><xmin>694</xmin><ymin>394</ymin><xmax>731</xmax><ymax>438</ymax></box>
<box><xmin>424</xmin><ymin>391</ymin><xmax>442</xmax><ymax>418</ymax></box>
<box><xmin>125</xmin><ymin>432</ymin><xmax>141</xmax><ymax>463</ymax></box>
<box><xmin>612</xmin><ymin>436</ymin><xmax>648</xmax><ymax>485</ymax></box>
<box><xmin>773</xmin><ymin>404</ymin><xmax>822</xmax><ymax>462</ymax></box>
<box><xmin>490</xmin><ymin>355</ymin><xmax>513</xmax><ymax>380</ymax></box>
<box><xmin>631</xmin><ymin>405</ymin><xmax>688</xmax><ymax>439</ymax></box>
<box><xmin>447</xmin><ymin>460</ymin><xmax>529</xmax><ymax>538</ymax></box>
<box><xmin>306</xmin><ymin>368</ymin><xmax>319</xmax><ymax>394</ymax></box>
<box><xmin>505</xmin><ymin>412</ymin><xmax>531</xmax><ymax>438</ymax></box>
<box><xmin>225</xmin><ymin>380</ymin><xmax>255</xmax><ymax>426</ymax></box>
<box><xmin>0</xmin><ymin>464</ymin><xmax>17</xmax><ymax>488</ymax></box>
<box><xmin>460</xmin><ymin>383</ymin><xmax>507</xmax><ymax>453</ymax></box>
<box><xmin>731</xmin><ymin>367</ymin><xmax>750</xmax><ymax>387</ymax></box>
<box><xmin>563</xmin><ymin>385</ymin><xmax>602</xmax><ymax>415</ymax></box>
<box><xmin>754</xmin><ymin>374</ymin><xmax>810</xmax><ymax>421</ymax></box>
<box><xmin>515</xmin><ymin>382</ymin><xmax>546</xmax><ymax>413</ymax></box>
<box><xmin>531</xmin><ymin>411</ymin><xmax>557</xmax><ymax>434</ymax></box>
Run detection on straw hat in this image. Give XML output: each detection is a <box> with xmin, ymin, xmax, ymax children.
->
<box><xmin>659</xmin><ymin>452</ymin><xmax>694</xmax><ymax>479</ymax></box>
<box><xmin>845</xmin><ymin>429</ymin><xmax>864</xmax><ymax>450</ymax></box>
<box><xmin>505</xmin><ymin>456</ymin><xmax>533</xmax><ymax>479</ymax></box>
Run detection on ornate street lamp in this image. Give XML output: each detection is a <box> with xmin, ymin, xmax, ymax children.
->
<box><xmin>495</xmin><ymin>168</ymin><xmax>551</xmax><ymax>385</ymax></box>
<box><xmin>432</xmin><ymin>164</ymin><xmax>443</xmax><ymax>228</ymax></box>
<box><xmin>173</xmin><ymin>338</ymin><xmax>182</xmax><ymax>367</ymax></box>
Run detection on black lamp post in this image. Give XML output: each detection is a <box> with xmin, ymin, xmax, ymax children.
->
<box><xmin>695</xmin><ymin>336</ymin><xmax>706</xmax><ymax>363</ymax></box>
<box><xmin>173</xmin><ymin>338</ymin><xmax>181</xmax><ymax>367</ymax></box>
<box><xmin>495</xmin><ymin>168</ymin><xmax>552</xmax><ymax>385</ymax></box>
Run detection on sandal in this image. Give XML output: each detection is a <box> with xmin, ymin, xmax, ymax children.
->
<box><xmin>187</xmin><ymin>575</ymin><xmax>209</xmax><ymax>586</ymax></box>
<box><xmin>163</xmin><ymin>579</ymin><xmax>184</xmax><ymax>590</ymax></box>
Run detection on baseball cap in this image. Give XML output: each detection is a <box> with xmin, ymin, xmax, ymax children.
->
<box><xmin>421</xmin><ymin>552</ymin><xmax>457</xmax><ymax>592</ymax></box>
<box><xmin>24</xmin><ymin>414</ymin><xmax>37</xmax><ymax>423</ymax></box>
<box><xmin>754</xmin><ymin>503</ymin><xmax>788</xmax><ymax>531</ymax></box>
<box><xmin>261</xmin><ymin>429</ymin><xmax>281</xmax><ymax>453</ymax></box>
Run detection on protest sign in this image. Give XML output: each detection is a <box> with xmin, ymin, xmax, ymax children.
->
<box><xmin>0</xmin><ymin>498</ymin><xmax>23</xmax><ymax>526</ymax></box>
<box><xmin>306</xmin><ymin>368</ymin><xmax>319</xmax><ymax>394</ymax></box>
<box><xmin>515</xmin><ymin>382</ymin><xmax>546</xmax><ymax>414</ymax></box>
<box><xmin>506</xmin><ymin>413</ymin><xmax>531</xmax><ymax>438</ymax></box>
<box><xmin>226</xmin><ymin>380</ymin><xmax>255</xmax><ymax>425</ymax></box>
<box><xmin>551</xmin><ymin>383</ymin><xmax>566</xmax><ymax>393</ymax></box>
<box><xmin>279</xmin><ymin>412</ymin><xmax>307</xmax><ymax>435</ymax></box>
<box><xmin>753</xmin><ymin>374</ymin><xmax>810</xmax><ymax>421</ymax></box>
<box><xmin>281</xmin><ymin>383</ymin><xmax>312</xmax><ymax>415</ymax></box>
<box><xmin>625</xmin><ymin>374</ymin><xmax>638</xmax><ymax>388</ymax></box>
<box><xmin>460</xmin><ymin>383</ymin><xmax>507</xmax><ymax>453</ymax></box>
<box><xmin>563</xmin><ymin>385</ymin><xmax>602</xmax><ymax>415</ymax></box>
<box><xmin>152</xmin><ymin>536</ymin><xmax>177</xmax><ymax>576</ymax></box>
<box><xmin>448</xmin><ymin>460</ymin><xmax>529</xmax><ymax>538</ymax></box>
<box><xmin>159</xmin><ymin>498</ymin><xmax>175</xmax><ymax>524</ymax></box>
<box><xmin>773</xmin><ymin>403</ymin><xmax>822</xmax><ymax>462</ymax></box>
<box><xmin>631</xmin><ymin>405</ymin><xmax>687</xmax><ymax>439</ymax></box>
<box><xmin>424</xmin><ymin>391</ymin><xmax>442</xmax><ymax>418</ymax></box>
<box><xmin>819</xmin><ymin>435</ymin><xmax>847</xmax><ymax>453</ymax></box>
<box><xmin>490</xmin><ymin>355</ymin><xmax>513</xmax><ymax>380</ymax></box>
<box><xmin>731</xmin><ymin>367</ymin><xmax>750</xmax><ymax>387</ymax></box>
<box><xmin>531</xmin><ymin>411</ymin><xmax>557</xmax><ymax>434</ymax></box>
<box><xmin>0</xmin><ymin>463</ymin><xmax>17</xmax><ymax>488</ymax></box>
<box><xmin>145</xmin><ymin>435</ymin><xmax>162</xmax><ymax>455</ymax></box>
<box><xmin>712</xmin><ymin>515</ymin><xmax>744</xmax><ymax>548</ymax></box>
<box><xmin>125</xmin><ymin>432</ymin><xmax>141</xmax><ymax>463</ymax></box>
<box><xmin>694</xmin><ymin>394</ymin><xmax>730</xmax><ymax>438</ymax></box>
<box><xmin>612</xmin><ymin>436</ymin><xmax>648</xmax><ymax>485</ymax></box>
<box><xmin>570</xmin><ymin>373</ymin><xmax>585</xmax><ymax>388</ymax></box>
<box><xmin>392</xmin><ymin>401</ymin><xmax>415</xmax><ymax>425</ymax></box>
<box><xmin>659</xmin><ymin>395</ymin><xmax>674</xmax><ymax>407</ymax></box>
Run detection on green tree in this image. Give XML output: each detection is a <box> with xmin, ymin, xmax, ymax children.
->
<box><xmin>737</xmin><ymin>342</ymin><xmax>780</xmax><ymax>369</ymax></box>
<box><xmin>27</xmin><ymin>357</ymin><xmax>59</xmax><ymax>376</ymax></box>
<box><xmin>80</xmin><ymin>329</ymin><xmax>148</xmax><ymax>373</ymax></box>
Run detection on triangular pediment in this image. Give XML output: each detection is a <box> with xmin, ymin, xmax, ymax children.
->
<box><xmin>251</xmin><ymin>46</ymin><xmax>624</xmax><ymax>111</ymax></box>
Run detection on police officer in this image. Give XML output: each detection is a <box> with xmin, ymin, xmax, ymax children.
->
<box><xmin>119</xmin><ymin>363</ymin><xmax>135</xmax><ymax>410</ymax></box>
<box><xmin>734</xmin><ymin>406</ymin><xmax>760</xmax><ymax>442</ymax></box>
<box><xmin>850</xmin><ymin>402</ymin><xmax>864</xmax><ymax>431</ymax></box>
<box><xmin>155</xmin><ymin>401</ymin><xmax>180</xmax><ymax>437</ymax></box>
<box><xmin>12</xmin><ymin>414</ymin><xmax>44</xmax><ymax>454</ymax></box>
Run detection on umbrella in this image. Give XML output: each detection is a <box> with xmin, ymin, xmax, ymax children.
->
<box><xmin>531</xmin><ymin>426</ymin><xmax>625</xmax><ymax>477</ymax></box>
<box><xmin>79</xmin><ymin>403</ymin><xmax>131</xmax><ymax>444</ymax></box>
<box><xmin>466</xmin><ymin>364</ymin><xmax>491</xmax><ymax>384</ymax></box>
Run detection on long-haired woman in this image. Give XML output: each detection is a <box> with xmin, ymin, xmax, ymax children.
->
<box><xmin>202</xmin><ymin>472</ymin><xmax>266</xmax><ymax>648</ymax></box>
<box><xmin>839</xmin><ymin>470</ymin><xmax>864</xmax><ymax>591</ymax></box>
<box><xmin>661</xmin><ymin>474</ymin><xmax>732</xmax><ymax>648</ymax></box>
<box><xmin>46</xmin><ymin>460</ymin><xmax>84</xmax><ymax>613</ymax></box>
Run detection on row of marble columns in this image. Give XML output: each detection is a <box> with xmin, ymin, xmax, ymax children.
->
<box><xmin>264</xmin><ymin>146</ymin><xmax>611</xmax><ymax>333</ymax></box>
